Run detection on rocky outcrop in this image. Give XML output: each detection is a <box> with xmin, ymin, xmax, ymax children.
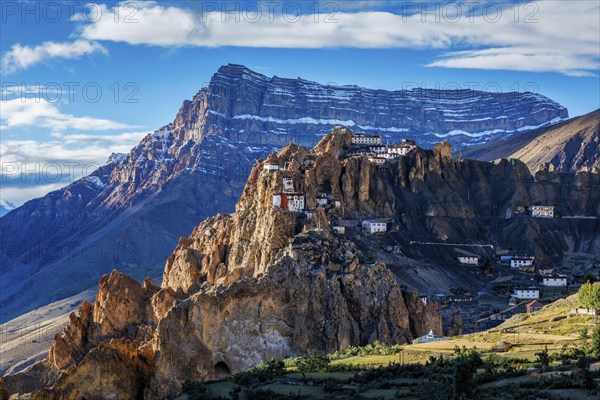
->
<box><xmin>1</xmin><ymin>129</ymin><xmax>443</xmax><ymax>399</ymax></box>
<box><xmin>3</xmin><ymin>127</ymin><xmax>598</xmax><ymax>399</ymax></box>
<box><xmin>34</xmin><ymin>339</ymin><xmax>153</xmax><ymax>400</ymax></box>
<box><xmin>152</xmin><ymin>257</ymin><xmax>423</xmax><ymax>397</ymax></box>
<box><xmin>0</xmin><ymin>65</ymin><xmax>568</xmax><ymax>326</ymax></box>
<box><xmin>48</xmin><ymin>271</ymin><xmax>158</xmax><ymax>370</ymax></box>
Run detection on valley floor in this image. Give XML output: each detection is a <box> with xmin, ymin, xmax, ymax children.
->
<box><xmin>178</xmin><ymin>295</ymin><xmax>600</xmax><ymax>400</ymax></box>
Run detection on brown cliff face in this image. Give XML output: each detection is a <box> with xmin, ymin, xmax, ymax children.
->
<box><xmin>152</xmin><ymin>257</ymin><xmax>420</xmax><ymax>397</ymax></box>
<box><xmin>5</xmin><ymin>126</ymin><xmax>598</xmax><ymax>399</ymax></box>
<box><xmin>33</xmin><ymin>339</ymin><xmax>153</xmax><ymax>400</ymax></box>
<box><xmin>2</xmin><ymin>128</ymin><xmax>442</xmax><ymax>399</ymax></box>
<box><xmin>48</xmin><ymin>271</ymin><xmax>158</xmax><ymax>371</ymax></box>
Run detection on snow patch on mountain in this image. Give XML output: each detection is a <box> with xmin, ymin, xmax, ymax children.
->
<box><xmin>430</xmin><ymin>117</ymin><xmax>569</xmax><ymax>139</ymax></box>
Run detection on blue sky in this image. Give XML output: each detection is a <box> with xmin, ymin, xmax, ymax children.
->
<box><xmin>1</xmin><ymin>0</ymin><xmax>599</xmax><ymax>207</ymax></box>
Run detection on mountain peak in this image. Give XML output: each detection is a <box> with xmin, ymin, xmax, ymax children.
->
<box><xmin>215</xmin><ymin>63</ymin><xmax>268</xmax><ymax>80</ymax></box>
<box><xmin>3</xmin><ymin>123</ymin><xmax>598</xmax><ymax>398</ymax></box>
<box><xmin>0</xmin><ymin>64</ymin><xmax>571</xmax><ymax>326</ymax></box>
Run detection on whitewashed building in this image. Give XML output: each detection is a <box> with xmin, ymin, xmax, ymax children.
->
<box><xmin>332</xmin><ymin>226</ymin><xmax>346</xmax><ymax>234</ymax></box>
<box><xmin>368</xmin><ymin>145</ymin><xmax>388</xmax><ymax>154</ymax></box>
<box><xmin>514</xmin><ymin>287</ymin><xmax>540</xmax><ymax>300</ymax></box>
<box><xmin>263</xmin><ymin>163</ymin><xmax>280</xmax><ymax>171</ymax></box>
<box><xmin>352</xmin><ymin>134</ymin><xmax>382</xmax><ymax>145</ymax></box>
<box><xmin>272</xmin><ymin>193</ymin><xmax>305</xmax><ymax>212</ymax></box>
<box><xmin>530</xmin><ymin>205</ymin><xmax>555</xmax><ymax>218</ymax></box>
<box><xmin>316</xmin><ymin>195</ymin><xmax>328</xmax><ymax>206</ymax></box>
<box><xmin>388</xmin><ymin>143</ymin><xmax>416</xmax><ymax>156</ymax></box>
<box><xmin>542</xmin><ymin>275</ymin><xmax>568</xmax><ymax>287</ymax></box>
<box><xmin>283</xmin><ymin>177</ymin><xmax>294</xmax><ymax>193</ymax></box>
<box><xmin>304</xmin><ymin>210</ymin><xmax>314</xmax><ymax>222</ymax></box>
<box><xmin>511</xmin><ymin>256</ymin><xmax>535</xmax><ymax>268</ymax></box>
<box><xmin>362</xmin><ymin>220</ymin><xmax>387</xmax><ymax>234</ymax></box>
<box><xmin>368</xmin><ymin>156</ymin><xmax>387</xmax><ymax>165</ymax></box>
<box><xmin>457</xmin><ymin>256</ymin><xmax>480</xmax><ymax>265</ymax></box>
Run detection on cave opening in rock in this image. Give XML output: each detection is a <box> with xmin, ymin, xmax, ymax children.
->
<box><xmin>214</xmin><ymin>361</ymin><xmax>231</xmax><ymax>378</ymax></box>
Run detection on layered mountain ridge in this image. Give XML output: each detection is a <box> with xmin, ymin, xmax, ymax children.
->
<box><xmin>0</xmin><ymin>64</ymin><xmax>569</xmax><ymax>324</ymax></box>
<box><xmin>463</xmin><ymin>109</ymin><xmax>600</xmax><ymax>173</ymax></box>
<box><xmin>200</xmin><ymin>64</ymin><xmax>568</xmax><ymax>146</ymax></box>
<box><xmin>2</xmin><ymin>127</ymin><xmax>598</xmax><ymax>399</ymax></box>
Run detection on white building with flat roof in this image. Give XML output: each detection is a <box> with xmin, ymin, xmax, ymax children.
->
<box><xmin>457</xmin><ymin>256</ymin><xmax>480</xmax><ymax>265</ymax></box>
<box><xmin>511</xmin><ymin>256</ymin><xmax>535</xmax><ymax>268</ymax></box>
<box><xmin>263</xmin><ymin>163</ymin><xmax>280</xmax><ymax>171</ymax></box>
<box><xmin>542</xmin><ymin>275</ymin><xmax>568</xmax><ymax>287</ymax></box>
<box><xmin>272</xmin><ymin>193</ymin><xmax>305</xmax><ymax>212</ymax></box>
<box><xmin>362</xmin><ymin>220</ymin><xmax>387</xmax><ymax>234</ymax></box>
<box><xmin>332</xmin><ymin>226</ymin><xmax>346</xmax><ymax>234</ymax></box>
<box><xmin>352</xmin><ymin>134</ymin><xmax>382</xmax><ymax>145</ymax></box>
<box><xmin>514</xmin><ymin>287</ymin><xmax>540</xmax><ymax>299</ymax></box>
<box><xmin>283</xmin><ymin>177</ymin><xmax>294</xmax><ymax>193</ymax></box>
<box><xmin>368</xmin><ymin>156</ymin><xmax>387</xmax><ymax>165</ymax></box>
<box><xmin>317</xmin><ymin>197</ymin><xmax>328</xmax><ymax>206</ymax></box>
<box><xmin>368</xmin><ymin>145</ymin><xmax>388</xmax><ymax>153</ymax></box>
<box><xmin>388</xmin><ymin>144</ymin><xmax>416</xmax><ymax>156</ymax></box>
<box><xmin>530</xmin><ymin>205</ymin><xmax>554</xmax><ymax>218</ymax></box>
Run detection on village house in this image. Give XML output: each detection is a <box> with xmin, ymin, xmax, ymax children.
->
<box><xmin>541</xmin><ymin>275</ymin><xmax>568</xmax><ymax>287</ymax></box>
<box><xmin>412</xmin><ymin>330</ymin><xmax>446</xmax><ymax>344</ymax></box>
<box><xmin>362</xmin><ymin>219</ymin><xmax>387</xmax><ymax>234</ymax></box>
<box><xmin>283</xmin><ymin>177</ymin><xmax>294</xmax><ymax>193</ymax></box>
<box><xmin>316</xmin><ymin>194</ymin><xmax>328</xmax><ymax>206</ymax></box>
<box><xmin>457</xmin><ymin>255</ymin><xmax>480</xmax><ymax>266</ymax></box>
<box><xmin>388</xmin><ymin>142</ymin><xmax>416</xmax><ymax>156</ymax></box>
<box><xmin>530</xmin><ymin>205</ymin><xmax>555</xmax><ymax>218</ymax></box>
<box><xmin>367</xmin><ymin>156</ymin><xmax>387</xmax><ymax>165</ymax></box>
<box><xmin>447</xmin><ymin>295</ymin><xmax>474</xmax><ymax>303</ymax></box>
<box><xmin>272</xmin><ymin>193</ymin><xmax>305</xmax><ymax>212</ymax></box>
<box><xmin>368</xmin><ymin>145</ymin><xmax>388</xmax><ymax>154</ymax></box>
<box><xmin>304</xmin><ymin>210</ymin><xmax>314</xmax><ymax>222</ymax></box>
<box><xmin>511</xmin><ymin>256</ymin><xmax>535</xmax><ymax>268</ymax></box>
<box><xmin>263</xmin><ymin>163</ymin><xmax>280</xmax><ymax>171</ymax></box>
<box><xmin>351</xmin><ymin>134</ymin><xmax>382</xmax><ymax>146</ymax></box>
<box><xmin>332</xmin><ymin>226</ymin><xmax>346</xmax><ymax>234</ymax></box>
<box><xmin>384</xmin><ymin>245</ymin><xmax>401</xmax><ymax>254</ymax></box>
<box><xmin>514</xmin><ymin>287</ymin><xmax>540</xmax><ymax>300</ymax></box>
<box><xmin>526</xmin><ymin>300</ymin><xmax>543</xmax><ymax>313</ymax></box>
<box><xmin>433</xmin><ymin>293</ymin><xmax>447</xmax><ymax>302</ymax></box>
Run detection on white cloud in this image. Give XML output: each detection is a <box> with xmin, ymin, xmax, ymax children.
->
<box><xmin>0</xmin><ymin>99</ymin><xmax>135</xmax><ymax>132</ymax></box>
<box><xmin>0</xmin><ymin>131</ymin><xmax>146</xmax><ymax>166</ymax></box>
<box><xmin>76</xmin><ymin>3</ymin><xmax>199</xmax><ymax>46</ymax></box>
<box><xmin>0</xmin><ymin>183</ymin><xmax>67</xmax><ymax>207</ymax></box>
<box><xmin>0</xmin><ymin>130</ymin><xmax>147</xmax><ymax>206</ymax></box>
<box><xmin>0</xmin><ymin>98</ymin><xmax>145</xmax><ymax>207</ymax></box>
<box><xmin>427</xmin><ymin>48</ymin><xmax>600</xmax><ymax>77</ymax></box>
<box><xmin>1</xmin><ymin>40</ymin><xmax>107</xmax><ymax>74</ymax></box>
<box><xmin>73</xmin><ymin>1</ymin><xmax>599</xmax><ymax>76</ymax></box>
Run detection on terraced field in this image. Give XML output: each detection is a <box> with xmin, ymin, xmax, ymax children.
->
<box><xmin>179</xmin><ymin>295</ymin><xmax>599</xmax><ymax>399</ymax></box>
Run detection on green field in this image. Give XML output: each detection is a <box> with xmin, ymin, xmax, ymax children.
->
<box><xmin>179</xmin><ymin>295</ymin><xmax>600</xmax><ymax>400</ymax></box>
